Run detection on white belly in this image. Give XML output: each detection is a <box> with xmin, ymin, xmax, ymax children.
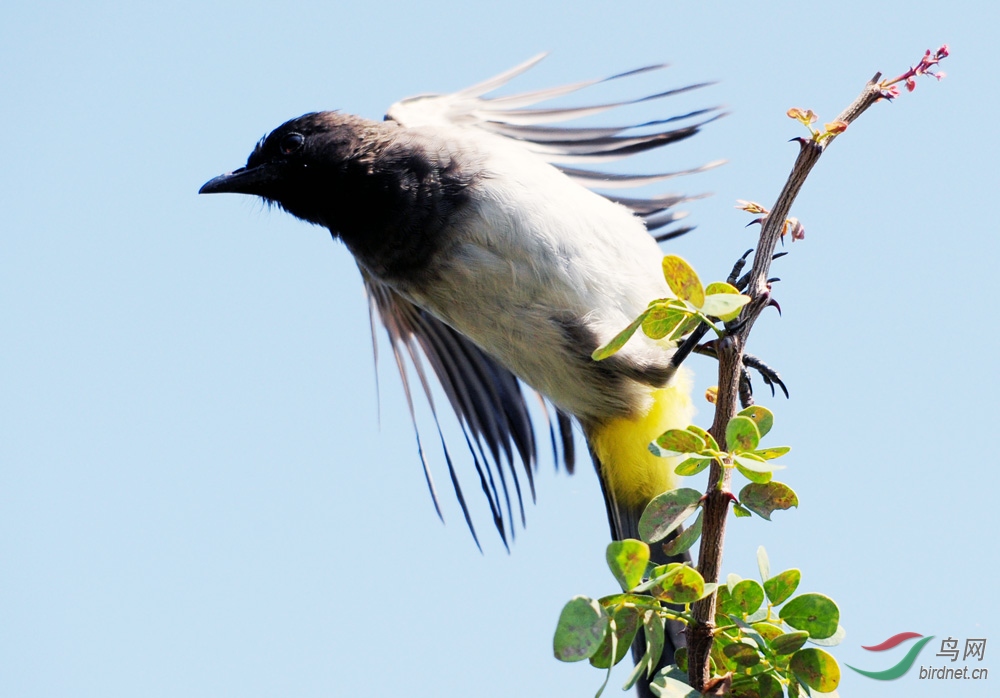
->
<box><xmin>400</xmin><ymin>129</ymin><xmax>675</xmax><ymax>421</ymax></box>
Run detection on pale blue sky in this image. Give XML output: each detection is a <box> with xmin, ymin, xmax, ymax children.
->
<box><xmin>2</xmin><ymin>2</ymin><xmax>996</xmax><ymax>697</ymax></box>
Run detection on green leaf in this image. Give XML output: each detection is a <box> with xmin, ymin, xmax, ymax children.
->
<box><xmin>553</xmin><ymin>596</ymin><xmax>608</xmax><ymax>662</ymax></box>
<box><xmin>698</xmin><ymin>582</ymin><xmax>719</xmax><ymax>601</ymax></box>
<box><xmin>649</xmin><ymin>666</ymin><xmax>700</xmax><ymax>698</ymax></box>
<box><xmin>738</xmin><ymin>482</ymin><xmax>799</xmax><ymax>520</ymax></box>
<box><xmin>638</xmin><ymin>488</ymin><xmax>703</xmax><ymax>543</ymax></box>
<box><xmin>622</xmin><ymin>652</ymin><xmax>648</xmax><ymax>692</ymax></box>
<box><xmin>662</xmin><ymin>512</ymin><xmax>703</xmax><ymax>557</ymax></box>
<box><xmin>751</xmin><ymin>622</ymin><xmax>785</xmax><ymax>643</ymax></box>
<box><xmin>650</xmin><ymin>565</ymin><xmax>705</xmax><ymax>604</ymax></box>
<box><xmin>598</xmin><ymin>593</ymin><xmax>661</xmax><ymax>612</ymax></box>
<box><xmin>763</xmin><ymin>569</ymin><xmax>801</xmax><ymax>605</ymax></box>
<box><xmin>737</xmin><ymin>405</ymin><xmax>774</xmax><ymax>437</ymax></box>
<box><xmin>701</xmin><ymin>290</ymin><xmax>751</xmax><ymax>322</ymax></box>
<box><xmin>674</xmin><ymin>457</ymin><xmax>712</xmax><ymax>476</ymax></box>
<box><xmin>752</xmin><ymin>446</ymin><xmax>790</xmax><ymax>460</ymax></box>
<box><xmin>642</xmin><ymin>302</ymin><xmax>690</xmax><ymax>340</ymax></box>
<box><xmin>606</xmin><ymin>540</ymin><xmax>650</xmax><ymax>592</ymax></box>
<box><xmin>729</xmin><ymin>680</ymin><xmax>763</xmax><ymax>698</ymax></box>
<box><xmin>716</xmin><ymin>584</ymin><xmax>740</xmax><ymax>616</ymax></box>
<box><xmin>710</xmin><ymin>634</ymin><xmax>740</xmax><ymax>672</ymax></box>
<box><xmin>757</xmin><ymin>546</ymin><xmax>771</xmax><ymax>582</ymax></box>
<box><xmin>592</xmin><ymin>311</ymin><xmax>648</xmax><ymax>361</ymax></box>
<box><xmin>734</xmin><ymin>453</ymin><xmax>778</xmax><ymax>485</ymax></box>
<box><xmin>731</xmin><ymin>579</ymin><xmax>765</xmax><ymax>615</ymax></box>
<box><xmin>724</xmin><ymin>641</ymin><xmax>761</xmax><ymax>667</ymax></box>
<box><xmin>735</xmin><ymin>464</ymin><xmax>773</xmax><ymax>485</ymax></box>
<box><xmin>726</xmin><ymin>415</ymin><xmax>760</xmax><ymax>452</ymax></box>
<box><xmin>789</xmin><ymin>648</ymin><xmax>841</xmax><ymax>693</ymax></box>
<box><xmin>669</xmin><ymin>314</ymin><xmax>703</xmax><ymax>341</ymax></box>
<box><xmin>654</xmin><ymin>429</ymin><xmax>706</xmax><ymax>456</ymax></box>
<box><xmin>780</xmin><ymin>594</ymin><xmax>840</xmax><ymax>640</ymax></box>
<box><xmin>704</xmin><ymin>281</ymin><xmax>740</xmax><ymax>296</ymax></box>
<box><xmin>685</xmin><ymin>424</ymin><xmax>719</xmax><ymax>451</ymax></box>
<box><xmin>673</xmin><ymin>647</ymin><xmax>688</xmax><ymax>673</ymax></box>
<box><xmin>729</xmin><ymin>615</ymin><xmax>768</xmax><ymax>653</ymax></box>
<box><xmin>733</xmin><ymin>453</ymin><xmax>774</xmax><ymax>472</ymax></box>
<box><xmin>757</xmin><ymin>673</ymin><xmax>784</xmax><ymax>698</ymax></box>
<box><xmin>648</xmin><ymin>562</ymin><xmax>683</xmax><ymax>579</ymax></box>
<box><xmin>639</xmin><ymin>611</ymin><xmax>665</xmax><ymax>679</ymax></box>
<box><xmin>590</xmin><ymin>606</ymin><xmax>641</xmax><ymax>668</ymax></box>
<box><xmin>662</xmin><ymin>255</ymin><xmax>705</xmax><ymax>307</ymax></box>
<box><xmin>726</xmin><ymin>573</ymin><xmax>742</xmax><ymax>593</ymax></box>
<box><xmin>808</xmin><ymin>624</ymin><xmax>847</xmax><ymax>647</ymax></box>
<box><xmin>733</xmin><ymin>503</ymin><xmax>753</xmax><ymax>518</ymax></box>
<box><xmin>595</xmin><ymin>618</ymin><xmax>617</xmax><ymax>698</ymax></box>
<box><xmin>772</xmin><ymin>631</ymin><xmax>810</xmax><ymax>655</ymax></box>
<box><xmin>787</xmin><ymin>678</ymin><xmax>807</xmax><ymax>698</ymax></box>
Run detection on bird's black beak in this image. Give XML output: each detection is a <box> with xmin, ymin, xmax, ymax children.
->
<box><xmin>199</xmin><ymin>164</ymin><xmax>275</xmax><ymax>196</ymax></box>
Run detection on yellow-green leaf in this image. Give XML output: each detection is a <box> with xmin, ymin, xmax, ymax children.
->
<box><xmin>654</xmin><ymin>429</ymin><xmax>706</xmax><ymax>455</ymax></box>
<box><xmin>589</xmin><ymin>605</ymin><xmax>641</xmax><ymax>668</ymax></box>
<box><xmin>685</xmin><ymin>424</ymin><xmax>719</xmax><ymax>451</ymax></box>
<box><xmin>642</xmin><ymin>302</ymin><xmax>690</xmax><ymax>340</ymax></box>
<box><xmin>638</xmin><ymin>488</ymin><xmax>703</xmax><ymax>543</ymax></box>
<box><xmin>700</xmin><ymin>292</ymin><xmax>750</xmax><ymax>322</ymax></box>
<box><xmin>738</xmin><ymin>482</ymin><xmax>799</xmax><ymax>520</ymax></box>
<box><xmin>606</xmin><ymin>540</ymin><xmax>650</xmax><ymax>592</ymax></box>
<box><xmin>738</xmin><ymin>405</ymin><xmax>774</xmax><ymax>438</ymax></box>
<box><xmin>780</xmin><ymin>594</ymin><xmax>840</xmax><ymax>640</ymax></box>
<box><xmin>726</xmin><ymin>415</ymin><xmax>760</xmax><ymax>452</ymax></box>
<box><xmin>650</xmin><ymin>564</ymin><xmax>705</xmax><ymax>604</ymax></box>
<box><xmin>553</xmin><ymin>597</ymin><xmax>608</xmax><ymax>662</ymax></box>
<box><xmin>764</xmin><ymin>568</ymin><xmax>801</xmax><ymax>605</ymax></box>
<box><xmin>752</xmin><ymin>446</ymin><xmax>790</xmax><ymax>460</ymax></box>
<box><xmin>789</xmin><ymin>648</ymin><xmax>841</xmax><ymax>693</ymax></box>
<box><xmin>662</xmin><ymin>512</ymin><xmax>703</xmax><ymax>557</ymax></box>
<box><xmin>592</xmin><ymin>311</ymin><xmax>648</xmax><ymax>361</ymax></box>
<box><xmin>662</xmin><ymin>255</ymin><xmax>705</xmax><ymax>306</ymax></box>
<box><xmin>675</xmin><ymin>457</ymin><xmax>712</xmax><ymax>476</ymax></box>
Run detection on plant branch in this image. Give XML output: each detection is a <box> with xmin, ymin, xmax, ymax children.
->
<box><xmin>685</xmin><ymin>73</ymin><xmax>891</xmax><ymax>690</ymax></box>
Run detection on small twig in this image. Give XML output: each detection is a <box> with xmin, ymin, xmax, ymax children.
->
<box><xmin>685</xmin><ymin>72</ymin><xmax>896</xmax><ymax>690</ymax></box>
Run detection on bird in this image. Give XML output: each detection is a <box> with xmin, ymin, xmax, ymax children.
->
<box><xmin>200</xmin><ymin>54</ymin><xmax>722</xmax><ymax>690</ymax></box>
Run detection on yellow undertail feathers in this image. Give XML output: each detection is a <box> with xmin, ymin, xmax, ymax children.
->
<box><xmin>588</xmin><ymin>371</ymin><xmax>695</xmax><ymax>510</ymax></box>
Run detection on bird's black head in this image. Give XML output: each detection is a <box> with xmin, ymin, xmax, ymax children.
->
<box><xmin>199</xmin><ymin>111</ymin><xmax>379</xmax><ymax>228</ymax></box>
<box><xmin>202</xmin><ymin>110</ymin><xmax>476</xmax><ymax>281</ymax></box>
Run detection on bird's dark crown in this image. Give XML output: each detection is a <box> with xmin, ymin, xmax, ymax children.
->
<box><xmin>240</xmin><ymin>112</ymin><xmax>383</xmax><ymax>226</ymax></box>
<box><xmin>246</xmin><ymin>111</ymin><xmax>376</xmax><ymax>173</ymax></box>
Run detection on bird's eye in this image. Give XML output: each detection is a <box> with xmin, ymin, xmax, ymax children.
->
<box><xmin>279</xmin><ymin>132</ymin><xmax>305</xmax><ymax>155</ymax></box>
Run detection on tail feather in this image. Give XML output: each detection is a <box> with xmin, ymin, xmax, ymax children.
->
<box><xmin>584</xmin><ymin>378</ymin><xmax>695</xmax><ymax>697</ymax></box>
<box><xmin>593</xmin><ymin>453</ymin><xmax>690</xmax><ymax>698</ymax></box>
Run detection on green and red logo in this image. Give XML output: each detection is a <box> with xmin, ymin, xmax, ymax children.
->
<box><xmin>848</xmin><ymin>632</ymin><xmax>934</xmax><ymax>680</ymax></box>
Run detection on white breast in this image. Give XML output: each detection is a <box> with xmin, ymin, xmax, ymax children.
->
<box><xmin>401</xmin><ymin>126</ymin><xmax>675</xmax><ymax>420</ymax></box>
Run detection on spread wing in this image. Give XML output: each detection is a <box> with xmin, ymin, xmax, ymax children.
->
<box><xmin>369</xmin><ymin>56</ymin><xmax>720</xmax><ymax>547</ymax></box>
<box><xmin>387</xmin><ymin>53</ymin><xmax>725</xmax><ymax>240</ymax></box>
<box><xmin>364</xmin><ymin>274</ymin><xmax>574</xmax><ymax>551</ymax></box>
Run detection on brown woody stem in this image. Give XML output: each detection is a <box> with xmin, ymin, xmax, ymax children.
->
<box><xmin>685</xmin><ymin>73</ymin><xmax>887</xmax><ymax>690</ymax></box>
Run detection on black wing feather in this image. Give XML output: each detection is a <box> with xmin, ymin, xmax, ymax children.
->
<box><xmin>364</xmin><ymin>272</ymin><xmax>572</xmax><ymax>546</ymax></box>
